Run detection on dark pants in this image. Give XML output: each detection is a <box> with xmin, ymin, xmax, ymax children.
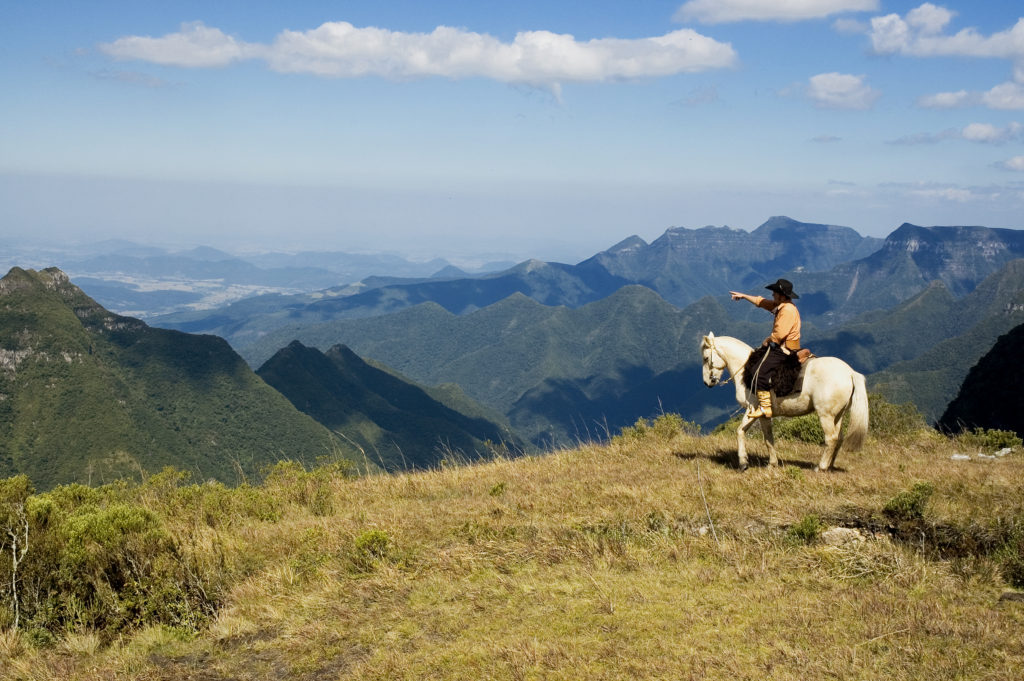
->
<box><xmin>751</xmin><ymin>345</ymin><xmax>789</xmax><ymax>391</ymax></box>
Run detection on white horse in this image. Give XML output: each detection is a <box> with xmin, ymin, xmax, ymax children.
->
<box><xmin>700</xmin><ymin>333</ymin><xmax>869</xmax><ymax>471</ymax></box>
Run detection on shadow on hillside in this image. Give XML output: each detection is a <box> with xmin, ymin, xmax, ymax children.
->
<box><xmin>672</xmin><ymin>448</ymin><xmax>844</xmax><ymax>472</ymax></box>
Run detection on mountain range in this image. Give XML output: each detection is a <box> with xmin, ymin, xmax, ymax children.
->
<box><xmin>5</xmin><ymin>216</ymin><xmax>1023</xmax><ymax>485</ymax></box>
<box><xmin>221</xmin><ymin>222</ymin><xmax>1024</xmax><ymax>445</ymax></box>
<box><xmin>147</xmin><ymin>218</ymin><xmax>1024</xmax><ymax>356</ymax></box>
<box><xmin>149</xmin><ymin>217</ymin><xmax>884</xmax><ymax>345</ymax></box>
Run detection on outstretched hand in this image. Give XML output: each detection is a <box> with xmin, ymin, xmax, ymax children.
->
<box><xmin>729</xmin><ymin>291</ymin><xmax>746</xmax><ymax>301</ymax></box>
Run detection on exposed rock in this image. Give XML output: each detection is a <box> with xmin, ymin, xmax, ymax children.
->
<box><xmin>821</xmin><ymin>527</ymin><xmax>866</xmax><ymax>546</ymax></box>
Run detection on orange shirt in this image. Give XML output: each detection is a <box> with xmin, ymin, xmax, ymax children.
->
<box><xmin>753</xmin><ymin>297</ymin><xmax>801</xmax><ymax>349</ymax></box>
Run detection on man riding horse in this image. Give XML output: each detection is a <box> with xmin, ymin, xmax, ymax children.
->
<box><xmin>728</xmin><ymin>278</ymin><xmax>801</xmax><ymax>419</ymax></box>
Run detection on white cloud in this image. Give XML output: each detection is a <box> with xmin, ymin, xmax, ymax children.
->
<box><xmin>918</xmin><ymin>79</ymin><xmax>1024</xmax><ymax>112</ymax></box>
<box><xmin>673</xmin><ymin>0</ymin><xmax>878</xmax><ymax>24</ymax></box>
<box><xmin>916</xmin><ymin>89</ymin><xmax>974</xmax><ymax>108</ymax></box>
<box><xmin>999</xmin><ymin>155</ymin><xmax>1024</xmax><ymax>171</ymax></box>
<box><xmin>869</xmin><ymin>5</ymin><xmax>1024</xmax><ymax>58</ymax></box>
<box><xmin>888</xmin><ymin>122</ymin><xmax>1021</xmax><ymax>145</ymax></box>
<box><xmin>99</xmin><ymin>21</ymin><xmax>258</xmax><ymax>67</ymax></box>
<box><xmin>909</xmin><ymin>186</ymin><xmax>976</xmax><ymax>202</ymax></box>
<box><xmin>905</xmin><ymin>3</ymin><xmax>956</xmax><ymax>35</ymax></box>
<box><xmin>807</xmin><ymin>72</ymin><xmax>879</xmax><ymax>109</ymax></box>
<box><xmin>871</xmin><ymin>6</ymin><xmax>1024</xmax><ymax>111</ymax></box>
<box><xmin>982</xmin><ymin>81</ymin><xmax>1024</xmax><ymax>110</ymax></box>
<box><xmin>961</xmin><ymin>121</ymin><xmax>1022</xmax><ymax>142</ymax></box>
<box><xmin>99</xmin><ymin>21</ymin><xmax>737</xmax><ymax>87</ymax></box>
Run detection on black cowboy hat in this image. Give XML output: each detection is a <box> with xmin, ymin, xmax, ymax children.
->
<box><xmin>765</xmin><ymin>278</ymin><xmax>799</xmax><ymax>299</ymax></box>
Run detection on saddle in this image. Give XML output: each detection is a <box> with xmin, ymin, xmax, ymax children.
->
<box><xmin>741</xmin><ymin>346</ymin><xmax>815</xmax><ymax>397</ymax></box>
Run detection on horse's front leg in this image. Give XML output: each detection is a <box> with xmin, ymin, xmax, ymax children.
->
<box><xmin>759</xmin><ymin>417</ymin><xmax>778</xmax><ymax>466</ymax></box>
<box><xmin>736</xmin><ymin>414</ymin><xmax>758</xmax><ymax>471</ymax></box>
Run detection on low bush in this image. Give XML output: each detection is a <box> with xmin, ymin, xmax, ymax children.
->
<box><xmin>786</xmin><ymin>514</ymin><xmax>824</xmax><ymax>544</ymax></box>
<box><xmin>0</xmin><ymin>477</ymin><xmax>220</xmax><ymax>642</ymax></box>
<box><xmin>351</xmin><ymin>530</ymin><xmax>392</xmax><ymax>572</ymax></box>
<box><xmin>868</xmin><ymin>393</ymin><xmax>928</xmax><ymax>440</ymax></box>
<box><xmin>773</xmin><ymin>414</ymin><xmax>825</xmax><ymax>444</ymax></box>
<box><xmin>954</xmin><ymin>427</ymin><xmax>1022</xmax><ymax>453</ymax></box>
<box><xmin>884</xmin><ymin>481</ymin><xmax>934</xmax><ymax>521</ymax></box>
<box><xmin>614</xmin><ymin>413</ymin><xmax>699</xmax><ymax>443</ymax></box>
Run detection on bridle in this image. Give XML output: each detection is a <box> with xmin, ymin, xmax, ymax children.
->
<box><xmin>704</xmin><ymin>337</ymin><xmax>735</xmax><ymax>387</ymax></box>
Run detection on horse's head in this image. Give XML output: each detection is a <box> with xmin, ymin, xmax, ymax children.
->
<box><xmin>701</xmin><ymin>333</ymin><xmax>725</xmax><ymax>387</ymax></box>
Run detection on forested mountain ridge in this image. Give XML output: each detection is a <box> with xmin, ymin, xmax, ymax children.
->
<box><xmin>0</xmin><ymin>267</ymin><xmax>356</xmax><ymax>489</ymax></box>
<box><xmin>241</xmin><ymin>286</ymin><xmax>767</xmax><ymax>445</ymax></box>
<box><xmin>256</xmin><ymin>341</ymin><xmax>523</xmax><ymax>470</ymax></box>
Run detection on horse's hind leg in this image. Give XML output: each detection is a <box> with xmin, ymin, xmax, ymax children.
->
<box><xmin>817</xmin><ymin>410</ymin><xmax>844</xmax><ymax>471</ymax></box>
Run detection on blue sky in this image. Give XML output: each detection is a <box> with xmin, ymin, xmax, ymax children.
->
<box><xmin>3</xmin><ymin>1</ymin><xmax>1024</xmax><ymax>261</ymax></box>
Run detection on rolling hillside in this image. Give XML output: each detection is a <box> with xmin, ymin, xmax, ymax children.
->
<box><xmin>3</xmin><ymin>420</ymin><xmax>1022</xmax><ymax>680</ymax></box>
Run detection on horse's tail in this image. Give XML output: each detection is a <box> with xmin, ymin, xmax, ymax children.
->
<box><xmin>845</xmin><ymin>370</ymin><xmax>869</xmax><ymax>451</ymax></box>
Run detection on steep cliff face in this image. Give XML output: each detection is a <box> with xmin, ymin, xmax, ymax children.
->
<box><xmin>793</xmin><ymin>225</ymin><xmax>1024</xmax><ymax>324</ymax></box>
<box><xmin>871</xmin><ymin>224</ymin><xmax>1024</xmax><ymax>296</ymax></box>
<box><xmin>0</xmin><ymin>267</ymin><xmax>347</xmax><ymax>489</ymax></box>
<box><xmin>938</xmin><ymin>322</ymin><xmax>1024</xmax><ymax>437</ymax></box>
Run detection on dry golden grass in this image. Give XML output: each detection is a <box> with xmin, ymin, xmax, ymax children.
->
<box><xmin>3</xmin><ymin>428</ymin><xmax>1024</xmax><ymax>680</ymax></box>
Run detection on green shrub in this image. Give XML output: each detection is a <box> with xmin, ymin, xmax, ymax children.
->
<box><xmin>614</xmin><ymin>413</ymin><xmax>699</xmax><ymax>443</ymax></box>
<box><xmin>262</xmin><ymin>460</ymin><xmax>348</xmax><ymax>517</ymax></box>
<box><xmin>652</xmin><ymin>412</ymin><xmax>700</xmax><ymax>438</ymax></box>
<box><xmin>786</xmin><ymin>514</ymin><xmax>823</xmax><ymax>544</ymax></box>
<box><xmin>0</xmin><ymin>480</ymin><xmax>219</xmax><ymax>641</ymax></box>
<box><xmin>883</xmin><ymin>481</ymin><xmax>934</xmax><ymax>521</ymax></box>
<box><xmin>955</xmin><ymin>428</ymin><xmax>1022</xmax><ymax>453</ymax></box>
<box><xmin>773</xmin><ymin>414</ymin><xmax>825</xmax><ymax>444</ymax></box>
<box><xmin>352</xmin><ymin>530</ymin><xmax>392</xmax><ymax>572</ymax></box>
<box><xmin>869</xmin><ymin>393</ymin><xmax>927</xmax><ymax>440</ymax></box>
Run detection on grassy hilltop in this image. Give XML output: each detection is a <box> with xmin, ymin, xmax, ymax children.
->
<box><xmin>2</xmin><ymin>414</ymin><xmax>1024</xmax><ymax>680</ymax></box>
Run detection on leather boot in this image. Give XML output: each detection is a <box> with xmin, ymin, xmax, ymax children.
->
<box><xmin>746</xmin><ymin>390</ymin><xmax>773</xmax><ymax>419</ymax></box>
